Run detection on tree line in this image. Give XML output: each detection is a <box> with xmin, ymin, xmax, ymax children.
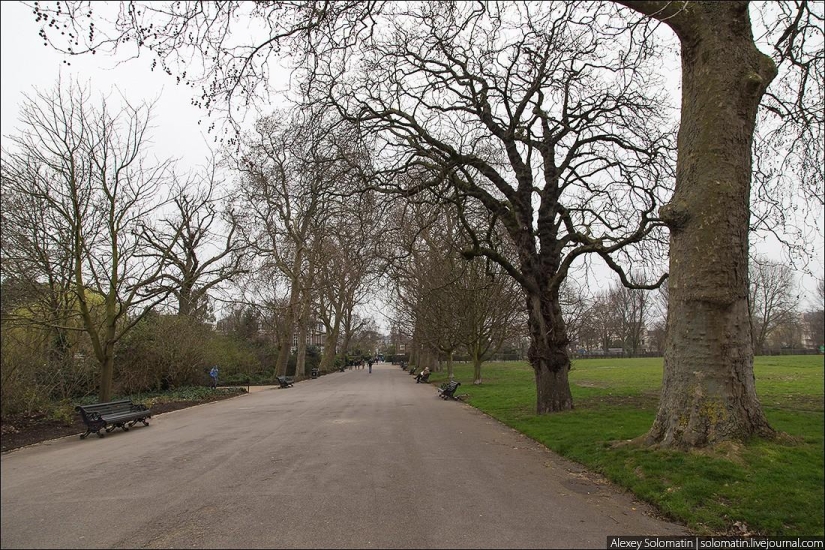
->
<box><xmin>6</xmin><ymin>0</ymin><xmax>823</xmax><ymax>450</ymax></box>
<box><xmin>0</xmin><ymin>82</ymin><xmax>385</xmax><ymax>411</ymax></box>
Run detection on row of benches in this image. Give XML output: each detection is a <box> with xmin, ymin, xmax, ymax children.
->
<box><xmin>400</xmin><ymin>362</ymin><xmax>461</xmax><ymax>398</ymax></box>
<box><xmin>76</xmin><ymin>369</ymin><xmax>459</xmax><ymax>442</ymax></box>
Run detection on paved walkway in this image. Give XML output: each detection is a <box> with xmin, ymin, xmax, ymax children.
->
<box><xmin>1</xmin><ymin>362</ymin><xmax>688</xmax><ymax>548</ymax></box>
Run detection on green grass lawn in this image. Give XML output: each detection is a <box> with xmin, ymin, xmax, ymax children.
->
<box><xmin>430</xmin><ymin>355</ymin><xmax>824</xmax><ymax>536</ymax></box>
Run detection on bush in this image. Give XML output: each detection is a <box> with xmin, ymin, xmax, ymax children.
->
<box><xmin>115</xmin><ymin>315</ymin><xmax>278</xmax><ymax>393</ymax></box>
<box><xmin>1</xmin><ymin>325</ymin><xmax>99</xmax><ymax>416</ymax></box>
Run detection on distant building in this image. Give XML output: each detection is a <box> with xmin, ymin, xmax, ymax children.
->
<box><xmin>291</xmin><ymin>321</ymin><xmax>327</xmax><ymax>353</ymax></box>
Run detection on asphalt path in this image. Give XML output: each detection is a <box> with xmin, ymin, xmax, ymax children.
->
<box><xmin>1</xmin><ymin>362</ymin><xmax>688</xmax><ymax>549</ymax></box>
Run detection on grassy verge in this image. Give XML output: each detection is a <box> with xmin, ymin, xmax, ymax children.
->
<box><xmin>430</xmin><ymin>355</ymin><xmax>824</xmax><ymax>536</ymax></box>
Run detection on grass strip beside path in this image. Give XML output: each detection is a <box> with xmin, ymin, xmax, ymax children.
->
<box><xmin>429</xmin><ymin>356</ymin><xmax>824</xmax><ymax>537</ymax></box>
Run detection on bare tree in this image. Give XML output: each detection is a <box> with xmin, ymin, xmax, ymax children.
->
<box><xmin>309</xmin><ymin>3</ymin><xmax>672</xmax><ymax>412</ymax></box>
<box><xmin>579</xmin><ymin>291</ymin><xmax>622</xmax><ymax>353</ymax></box>
<box><xmin>609</xmin><ymin>282</ymin><xmax>652</xmax><ymax>356</ymax></box>
<box><xmin>559</xmin><ymin>278</ymin><xmax>591</xmax><ymax>354</ymax></box>
<box><xmin>385</xmin><ymin>203</ymin><xmax>466</xmax><ymax>379</ymax></box>
<box><xmin>315</xmin><ymin>204</ymin><xmax>379</xmax><ymax>370</ymax></box>
<box><xmin>749</xmin><ymin>256</ymin><xmax>799</xmax><ymax>354</ymax></box>
<box><xmin>233</xmin><ymin>112</ymin><xmax>328</xmax><ymax>377</ymax></box>
<box><xmin>1</xmin><ymin>167</ymin><xmax>79</xmax><ymax>366</ymax></box>
<box><xmin>1</xmin><ymin>80</ymin><xmax>177</xmax><ymax>402</ymax></box>
<box><xmin>140</xmin><ymin>158</ymin><xmax>247</xmax><ymax>320</ymax></box>
<box><xmin>460</xmin><ymin>257</ymin><xmax>525</xmax><ymax>385</ymax></box>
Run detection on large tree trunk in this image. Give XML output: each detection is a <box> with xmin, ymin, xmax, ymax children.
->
<box><xmin>318</xmin><ymin>320</ymin><xmax>340</xmax><ymax>371</ymax></box>
<box><xmin>177</xmin><ymin>278</ymin><xmax>193</xmax><ymax>317</ymax></box>
<box><xmin>274</xmin><ymin>305</ymin><xmax>295</xmax><ymax>378</ymax></box>
<box><xmin>645</xmin><ymin>2</ymin><xmax>776</xmax><ymax>447</ymax></box>
<box><xmin>296</xmin><ymin>316</ymin><xmax>308</xmax><ymax>378</ymax></box>
<box><xmin>526</xmin><ymin>287</ymin><xmax>573</xmax><ymax>414</ymax></box>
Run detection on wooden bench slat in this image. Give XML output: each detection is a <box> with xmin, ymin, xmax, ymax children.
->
<box><xmin>438</xmin><ymin>381</ymin><xmax>461</xmax><ymax>400</ymax></box>
<box><xmin>76</xmin><ymin>399</ymin><xmax>152</xmax><ymax>440</ymax></box>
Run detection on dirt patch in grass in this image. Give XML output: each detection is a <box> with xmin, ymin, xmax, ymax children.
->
<box><xmin>1</xmin><ymin>392</ymin><xmax>241</xmax><ymax>453</ymax></box>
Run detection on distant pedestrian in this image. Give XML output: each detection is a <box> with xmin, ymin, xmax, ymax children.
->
<box><xmin>209</xmin><ymin>366</ymin><xmax>219</xmax><ymax>389</ymax></box>
<box><xmin>368</xmin><ymin>359</ymin><xmax>373</xmax><ymax>373</ymax></box>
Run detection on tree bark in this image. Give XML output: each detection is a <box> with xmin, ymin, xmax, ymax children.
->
<box><xmin>633</xmin><ymin>1</ymin><xmax>777</xmax><ymax>447</ymax></box>
<box><xmin>274</xmin><ymin>247</ymin><xmax>304</xmax><ymax>378</ymax></box>
<box><xmin>472</xmin><ymin>356</ymin><xmax>482</xmax><ymax>385</ymax></box>
<box><xmin>319</xmin><ymin>321</ymin><xmax>340</xmax><ymax>371</ymax></box>
<box><xmin>526</xmin><ymin>283</ymin><xmax>573</xmax><ymax>414</ymax></box>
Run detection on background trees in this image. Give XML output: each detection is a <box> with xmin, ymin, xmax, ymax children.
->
<box><xmin>21</xmin><ymin>0</ymin><xmax>825</xmax><ymax>448</ymax></box>
<box><xmin>383</xmin><ymin>200</ymin><xmax>525</xmax><ymax>382</ymax></box>
<box><xmin>233</xmin><ymin>112</ymin><xmax>329</xmax><ymax>377</ymax></box>
<box><xmin>749</xmin><ymin>256</ymin><xmax>800</xmax><ymax>355</ymax></box>
<box><xmin>304</xmin><ymin>2</ymin><xmax>673</xmax><ymax>413</ymax></box>
<box><xmin>231</xmin><ymin>108</ymin><xmax>380</xmax><ymax>376</ymax></box>
<box><xmin>805</xmin><ymin>278</ymin><xmax>825</xmax><ymax>351</ymax></box>
<box><xmin>0</xmin><ymin>81</ymin><xmax>257</xmax><ymax>410</ymax></box>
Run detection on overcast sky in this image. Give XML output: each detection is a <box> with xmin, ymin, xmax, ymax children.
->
<box><xmin>2</xmin><ymin>1</ymin><xmax>822</xmax><ymax>311</ymax></box>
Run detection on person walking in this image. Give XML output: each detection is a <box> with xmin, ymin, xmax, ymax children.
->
<box><xmin>209</xmin><ymin>366</ymin><xmax>219</xmax><ymax>389</ymax></box>
<box><xmin>368</xmin><ymin>358</ymin><xmax>373</xmax><ymax>374</ymax></box>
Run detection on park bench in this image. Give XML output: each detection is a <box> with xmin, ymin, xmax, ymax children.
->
<box><xmin>416</xmin><ymin>371</ymin><xmax>431</xmax><ymax>384</ymax></box>
<box><xmin>408</xmin><ymin>367</ymin><xmax>417</xmax><ymax>376</ymax></box>
<box><xmin>75</xmin><ymin>399</ymin><xmax>152</xmax><ymax>439</ymax></box>
<box><xmin>276</xmin><ymin>376</ymin><xmax>294</xmax><ymax>388</ymax></box>
<box><xmin>338</xmin><ymin>365</ymin><xmax>346</xmax><ymax>372</ymax></box>
<box><xmin>438</xmin><ymin>380</ymin><xmax>461</xmax><ymax>400</ymax></box>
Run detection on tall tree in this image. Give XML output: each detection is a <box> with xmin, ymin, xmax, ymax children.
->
<box><xmin>308</xmin><ymin>3</ymin><xmax>673</xmax><ymax>412</ymax></box>
<box><xmin>619</xmin><ymin>0</ymin><xmax>821</xmax><ymax>446</ymax></box>
<box><xmin>459</xmin><ymin>256</ymin><xmax>525</xmax><ymax>385</ymax></box>
<box><xmin>315</xmin><ymin>204</ymin><xmax>378</xmax><ymax>370</ymax></box>
<box><xmin>233</xmin><ymin>112</ymin><xmax>327</xmax><ymax>377</ymax></box>
<box><xmin>141</xmin><ymin>158</ymin><xmax>247</xmax><ymax>320</ymax></box>
<box><xmin>1</xmin><ymin>80</ymin><xmax>177</xmax><ymax>402</ymax></box>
